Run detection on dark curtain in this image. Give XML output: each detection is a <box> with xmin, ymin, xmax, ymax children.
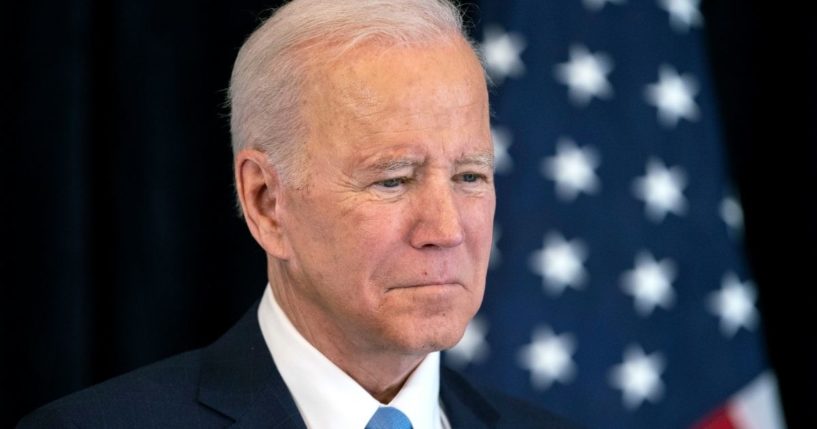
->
<box><xmin>2</xmin><ymin>0</ymin><xmax>815</xmax><ymax>427</ymax></box>
<box><xmin>2</xmin><ymin>0</ymin><xmax>276</xmax><ymax>424</ymax></box>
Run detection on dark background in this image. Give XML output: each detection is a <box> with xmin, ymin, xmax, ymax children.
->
<box><xmin>2</xmin><ymin>0</ymin><xmax>814</xmax><ymax>427</ymax></box>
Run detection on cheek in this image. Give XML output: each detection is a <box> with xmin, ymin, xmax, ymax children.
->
<box><xmin>284</xmin><ymin>193</ymin><xmax>361</xmax><ymax>282</ymax></box>
<box><xmin>354</xmin><ymin>211</ymin><xmax>403</xmax><ymax>244</ymax></box>
<box><xmin>464</xmin><ymin>196</ymin><xmax>496</xmax><ymax>250</ymax></box>
<box><xmin>351</xmin><ymin>209</ymin><xmax>413</xmax><ymax>280</ymax></box>
<box><xmin>307</xmin><ymin>203</ymin><xmax>409</xmax><ymax>291</ymax></box>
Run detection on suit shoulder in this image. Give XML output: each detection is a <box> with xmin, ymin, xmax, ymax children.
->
<box><xmin>481</xmin><ymin>389</ymin><xmax>582</xmax><ymax>429</ymax></box>
<box><xmin>18</xmin><ymin>349</ymin><xmax>208</xmax><ymax>428</ymax></box>
<box><xmin>441</xmin><ymin>367</ymin><xmax>581</xmax><ymax>429</ymax></box>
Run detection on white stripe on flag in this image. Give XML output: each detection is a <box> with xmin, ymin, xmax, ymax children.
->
<box><xmin>729</xmin><ymin>371</ymin><xmax>787</xmax><ymax>429</ymax></box>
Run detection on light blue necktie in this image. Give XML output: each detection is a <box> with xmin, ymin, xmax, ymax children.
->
<box><xmin>365</xmin><ymin>406</ymin><xmax>413</xmax><ymax>429</ymax></box>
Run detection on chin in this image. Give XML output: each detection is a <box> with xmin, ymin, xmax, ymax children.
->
<box><xmin>394</xmin><ymin>316</ymin><xmax>471</xmax><ymax>354</ymax></box>
<box><xmin>377</xmin><ymin>288</ymin><xmax>481</xmax><ymax>354</ymax></box>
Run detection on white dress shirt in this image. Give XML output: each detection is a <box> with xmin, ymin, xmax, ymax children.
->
<box><xmin>257</xmin><ymin>284</ymin><xmax>451</xmax><ymax>429</ymax></box>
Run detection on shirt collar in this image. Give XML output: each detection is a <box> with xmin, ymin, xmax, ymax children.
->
<box><xmin>257</xmin><ymin>284</ymin><xmax>442</xmax><ymax>429</ymax></box>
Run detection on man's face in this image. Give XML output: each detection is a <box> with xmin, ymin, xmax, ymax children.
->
<box><xmin>276</xmin><ymin>38</ymin><xmax>494</xmax><ymax>357</ymax></box>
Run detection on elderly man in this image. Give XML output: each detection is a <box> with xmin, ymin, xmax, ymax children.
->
<box><xmin>20</xmin><ymin>1</ymin><xmax>576</xmax><ymax>428</ymax></box>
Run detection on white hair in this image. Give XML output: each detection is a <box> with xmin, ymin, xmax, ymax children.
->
<box><xmin>228</xmin><ymin>0</ymin><xmax>478</xmax><ymax>186</ymax></box>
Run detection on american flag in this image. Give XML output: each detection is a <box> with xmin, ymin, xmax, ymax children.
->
<box><xmin>444</xmin><ymin>1</ymin><xmax>786</xmax><ymax>428</ymax></box>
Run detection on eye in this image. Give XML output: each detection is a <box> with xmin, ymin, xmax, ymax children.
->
<box><xmin>461</xmin><ymin>173</ymin><xmax>480</xmax><ymax>183</ymax></box>
<box><xmin>457</xmin><ymin>172</ymin><xmax>488</xmax><ymax>184</ymax></box>
<box><xmin>376</xmin><ymin>177</ymin><xmax>409</xmax><ymax>189</ymax></box>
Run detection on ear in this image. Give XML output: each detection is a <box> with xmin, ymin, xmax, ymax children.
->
<box><xmin>234</xmin><ymin>149</ymin><xmax>290</xmax><ymax>260</ymax></box>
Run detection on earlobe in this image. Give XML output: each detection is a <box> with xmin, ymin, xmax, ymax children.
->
<box><xmin>234</xmin><ymin>150</ymin><xmax>290</xmax><ymax>259</ymax></box>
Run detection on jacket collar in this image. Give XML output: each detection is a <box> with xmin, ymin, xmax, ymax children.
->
<box><xmin>196</xmin><ymin>302</ymin><xmax>307</xmax><ymax>429</ymax></box>
<box><xmin>440</xmin><ymin>366</ymin><xmax>500</xmax><ymax>429</ymax></box>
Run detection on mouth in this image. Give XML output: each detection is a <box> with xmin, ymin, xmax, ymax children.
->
<box><xmin>388</xmin><ymin>282</ymin><xmax>461</xmax><ymax>291</ymax></box>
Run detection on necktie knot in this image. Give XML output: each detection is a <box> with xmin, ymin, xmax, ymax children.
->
<box><xmin>365</xmin><ymin>406</ymin><xmax>413</xmax><ymax>429</ymax></box>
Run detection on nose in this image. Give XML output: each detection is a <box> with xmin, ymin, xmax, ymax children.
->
<box><xmin>409</xmin><ymin>181</ymin><xmax>465</xmax><ymax>249</ymax></box>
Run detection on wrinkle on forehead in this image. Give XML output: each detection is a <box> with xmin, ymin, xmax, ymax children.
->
<box><xmin>357</xmin><ymin>102</ymin><xmax>488</xmax><ymax>139</ymax></box>
<box><xmin>330</xmin><ymin>83</ymin><xmax>486</xmax><ymax>134</ymax></box>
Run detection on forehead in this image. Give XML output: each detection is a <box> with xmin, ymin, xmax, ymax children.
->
<box><xmin>301</xmin><ymin>38</ymin><xmax>490</xmax><ymax>155</ymax></box>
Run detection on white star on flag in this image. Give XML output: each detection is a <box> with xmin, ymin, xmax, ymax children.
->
<box><xmin>480</xmin><ymin>25</ymin><xmax>526</xmax><ymax>84</ymax></box>
<box><xmin>447</xmin><ymin>317</ymin><xmax>490</xmax><ymax>368</ymax></box>
<box><xmin>707</xmin><ymin>272</ymin><xmax>759</xmax><ymax>337</ymax></box>
<box><xmin>554</xmin><ymin>44</ymin><xmax>614</xmax><ymax>106</ymax></box>
<box><xmin>720</xmin><ymin>194</ymin><xmax>745</xmax><ymax>235</ymax></box>
<box><xmin>632</xmin><ymin>158</ymin><xmax>688</xmax><ymax>222</ymax></box>
<box><xmin>492</xmin><ymin>126</ymin><xmax>514</xmax><ymax>174</ymax></box>
<box><xmin>659</xmin><ymin>0</ymin><xmax>703</xmax><ymax>32</ymax></box>
<box><xmin>645</xmin><ymin>65</ymin><xmax>700</xmax><ymax>127</ymax></box>
<box><xmin>621</xmin><ymin>251</ymin><xmax>677</xmax><ymax>317</ymax></box>
<box><xmin>529</xmin><ymin>232</ymin><xmax>588</xmax><ymax>295</ymax></box>
<box><xmin>609</xmin><ymin>345</ymin><xmax>666</xmax><ymax>410</ymax></box>
<box><xmin>518</xmin><ymin>326</ymin><xmax>577</xmax><ymax>390</ymax></box>
<box><xmin>489</xmin><ymin>224</ymin><xmax>502</xmax><ymax>269</ymax></box>
<box><xmin>541</xmin><ymin>138</ymin><xmax>601</xmax><ymax>201</ymax></box>
<box><xmin>582</xmin><ymin>0</ymin><xmax>626</xmax><ymax>12</ymax></box>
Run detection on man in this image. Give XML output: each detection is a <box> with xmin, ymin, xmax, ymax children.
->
<box><xmin>20</xmin><ymin>1</ymin><xmax>576</xmax><ymax>428</ymax></box>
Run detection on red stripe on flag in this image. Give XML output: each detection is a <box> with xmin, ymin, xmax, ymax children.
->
<box><xmin>692</xmin><ymin>406</ymin><xmax>737</xmax><ymax>429</ymax></box>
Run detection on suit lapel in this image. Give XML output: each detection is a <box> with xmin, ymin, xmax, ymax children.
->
<box><xmin>440</xmin><ymin>366</ymin><xmax>500</xmax><ymax>429</ymax></box>
<box><xmin>196</xmin><ymin>302</ymin><xmax>307</xmax><ymax>429</ymax></box>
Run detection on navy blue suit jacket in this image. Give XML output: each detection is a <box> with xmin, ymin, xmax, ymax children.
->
<box><xmin>19</xmin><ymin>303</ymin><xmax>577</xmax><ymax>428</ymax></box>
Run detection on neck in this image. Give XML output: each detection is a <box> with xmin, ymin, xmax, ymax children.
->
<box><xmin>268</xmin><ymin>266</ymin><xmax>426</xmax><ymax>404</ymax></box>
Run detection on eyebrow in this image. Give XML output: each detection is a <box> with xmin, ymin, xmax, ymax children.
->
<box><xmin>360</xmin><ymin>151</ymin><xmax>495</xmax><ymax>174</ymax></box>
<box><xmin>364</xmin><ymin>157</ymin><xmax>424</xmax><ymax>173</ymax></box>
<box><xmin>456</xmin><ymin>152</ymin><xmax>495</xmax><ymax>170</ymax></box>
